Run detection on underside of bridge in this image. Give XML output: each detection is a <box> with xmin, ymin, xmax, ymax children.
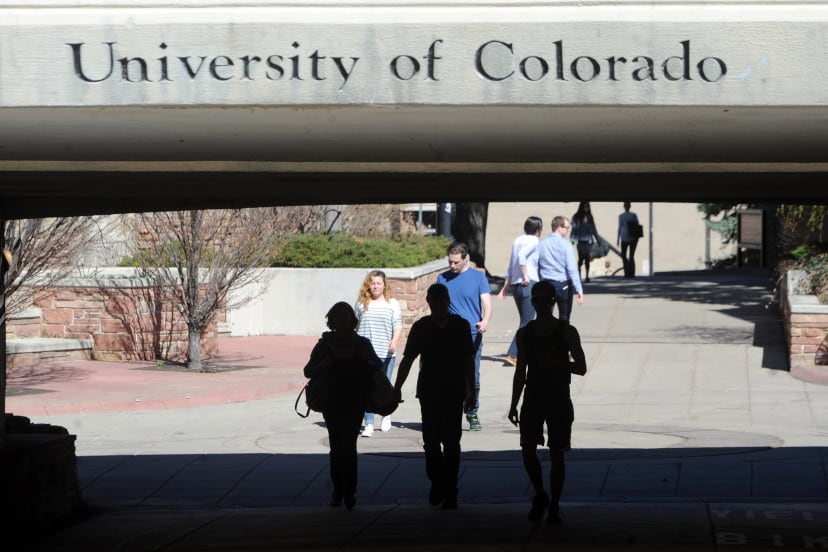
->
<box><xmin>1</xmin><ymin>106</ymin><xmax>827</xmax><ymax>218</ymax></box>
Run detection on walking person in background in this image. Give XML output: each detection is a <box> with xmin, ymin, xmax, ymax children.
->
<box><xmin>617</xmin><ymin>201</ymin><xmax>642</xmax><ymax>278</ymax></box>
<box><xmin>497</xmin><ymin>216</ymin><xmax>543</xmax><ymax>366</ymax></box>
<box><xmin>571</xmin><ymin>202</ymin><xmax>600</xmax><ymax>283</ymax></box>
<box><xmin>508</xmin><ymin>281</ymin><xmax>587</xmax><ymax>524</ymax></box>
<box><xmin>437</xmin><ymin>241</ymin><xmax>492</xmax><ymax>431</ymax></box>
<box><xmin>537</xmin><ymin>216</ymin><xmax>583</xmax><ymax>323</ymax></box>
<box><xmin>355</xmin><ymin>270</ymin><xmax>402</xmax><ymax>437</ymax></box>
<box><xmin>394</xmin><ymin>283</ymin><xmax>475</xmax><ymax>509</ymax></box>
<box><xmin>303</xmin><ymin>302</ymin><xmax>383</xmax><ymax>510</ymax></box>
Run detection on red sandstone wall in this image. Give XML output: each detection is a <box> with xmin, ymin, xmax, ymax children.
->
<box><xmin>11</xmin><ymin>287</ymin><xmax>217</xmax><ymax>362</ymax></box>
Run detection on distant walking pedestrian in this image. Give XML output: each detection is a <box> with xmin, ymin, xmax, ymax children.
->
<box><xmin>394</xmin><ymin>284</ymin><xmax>475</xmax><ymax>509</ymax></box>
<box><xmin>437</xmin><ymin>242</ymin><xmax>491</xmax><ymax>431</ymax></box>
<box><xmin>537</xmin><ymin>216</ymin><xmax>583</xmax><ymax>323</ymax></box>
<box><xmin>355</xmin><ymin>270</ymin><xmax>402</xmax><ymax>437</ymax></box>
<box><xmin>617</xmin><ymin>202</ymin><xmax>642</xmax><ymax>278</ymax></box>
<box><xmin>508</xmin><ymin>281</ymin><xmax>587</xmax><ymax>524</ymax></box>
<box><xmin>571</xmin><ymin>202</ymin><xmax>600</xmax><ymax>283</ymax></box>
<box><xmin>303</xmin><ymin>302</ymin><xmax>383</xmax><ymax>510</ymax></box>
<box><xmin>497</xmin><ymin>216</ymin><xmax>543</xmax><ymax>366</ymax></box>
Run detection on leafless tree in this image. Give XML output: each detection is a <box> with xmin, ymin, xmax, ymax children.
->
<box><xmin>3</xmin><ymin>216</ymin><xmax>104</xmax><ymax>322</ymax></box>
<box><xmin>129</xmin><ymin>208</ymin><xmax>277</xmax><ymax>371</ymax></box>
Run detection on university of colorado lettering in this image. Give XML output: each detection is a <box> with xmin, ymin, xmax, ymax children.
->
<box><xmin>67</xmin><ymin>41</ymin><xmax>361</xmax><ymax>90</ymax></box>
<box><xmin>66</xmin><ymin>37</ymin><xmax>728</xmax><ymax>89</ymax></box>
<box><xmin>475</xmin><ymin>39</ymin><xmax>727</xmax><ymax>83</ymax></box>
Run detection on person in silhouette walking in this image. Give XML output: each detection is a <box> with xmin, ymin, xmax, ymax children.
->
<box><xmin>394</xmin><ymin>283</ymin><xmax>475</xmax><ymax>509</ymax></box>
<box><xmin>508</xmin><ymin>281</ymin><xmax>587</xmax><ymax>524</ymax></box>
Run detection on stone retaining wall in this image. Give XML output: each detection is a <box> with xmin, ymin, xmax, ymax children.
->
<box><xmin>6</xmin><ymin>271</ymin><xmax>217</xmax><ymax>362</ymax></box>
<box><xmin>781</xmin><ymin>271</ymin><xmax>828</xmax><ymax>384</ymax></box>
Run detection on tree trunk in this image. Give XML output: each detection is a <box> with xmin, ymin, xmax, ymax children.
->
<box><xmin>452</xmin><ymin>202</ymin><xmax>489</xmax><ymax>270</ymax></box>
<box><xmin>187</xmin><ymin>325</ymin><xmax>202</xmax><ymax>371</ymax></box>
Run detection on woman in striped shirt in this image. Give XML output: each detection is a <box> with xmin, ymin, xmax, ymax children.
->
<box><xmin>355</xmin><ymin>270</ymin><xmax>403</xmax><ymax>437</ymax></box>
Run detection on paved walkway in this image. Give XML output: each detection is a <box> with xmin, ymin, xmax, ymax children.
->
<box><xmin>8</xmin><ymin>271</ymin><xmax>828</xmax><ymax>551</ymax></box>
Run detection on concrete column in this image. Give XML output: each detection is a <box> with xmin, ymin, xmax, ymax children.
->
<box><xmin>1</xmin><ymin>210</ymin><xmax>5</xmax><ymax>443</ymax></box>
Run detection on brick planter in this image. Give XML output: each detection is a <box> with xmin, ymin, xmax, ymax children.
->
<box><xmin>780</xmin><ymin>270</ymin><xmax>828</xmax><ymax>384</ymax></box>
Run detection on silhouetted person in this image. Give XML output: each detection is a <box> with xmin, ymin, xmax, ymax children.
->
<box><xmin>617</xmin><ymin>201</ymin><xmax>642</xmax><ymax>277</ymax></box>
<box><xmin>437</xmin><ymin>241</ymin><xmax>491</xmax><ymax>431</ymax></box>
<box><xmin>303</xmin><ymin>302</ymin><xmax>383</xmax><ymax>510</ymax></box>
<box><xmin>571</xmin><ymin>202</ymin><xmax>600</xmax><ymax>283</ymax></box>
<box><xmin>394</xmin><ymin>283</ymin><xmax>475</xmax><ymax>509</ymax></box>
<box><xmin>508</xmin><ymin>281</ymin><xmax>587</xmax><ymax>524</ymax></box>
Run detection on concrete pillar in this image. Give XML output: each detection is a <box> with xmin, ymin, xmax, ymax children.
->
<box><xmin>1</xmin><ymin>210</ymin><xmax>5</xmax><ymax>443</ymax></box>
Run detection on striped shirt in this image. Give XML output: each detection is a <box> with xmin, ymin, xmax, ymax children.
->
<box><xmin>355</xmin><ymin>298</ymin><xmax>403</xmax><ymax>359</ymax></box>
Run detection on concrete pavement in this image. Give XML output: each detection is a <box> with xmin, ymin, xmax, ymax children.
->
<box><xmin>8</xmin><ymin>270</ymin><xmax>828</xmax><ymax>551</ymax></box>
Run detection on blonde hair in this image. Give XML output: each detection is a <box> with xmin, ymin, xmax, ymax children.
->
<box><xmin>358</xmin><ymin>270</ymin><xmax>391</xmax><ymax>309</ymax></box>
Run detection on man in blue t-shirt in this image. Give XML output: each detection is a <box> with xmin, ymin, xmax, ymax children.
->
<box><xmin>436</xmin><ymin>242</ymin><xmax>492</xmax><ymax>431</ymax></box>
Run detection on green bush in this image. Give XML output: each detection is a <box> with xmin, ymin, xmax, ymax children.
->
<box><xmin>790</xmin><ymin>245</ymin><xmax>828</xmax><ymax>301</ymax></box>
<box><xmin>271</xmin><ymin>233</ymin><xmax>451</xmax><ymax>268</ymax></box>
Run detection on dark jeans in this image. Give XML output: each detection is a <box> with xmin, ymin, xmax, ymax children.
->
<box><xmin>466</xmin><ymin>333</ymin><xmax>483</xmax><ymax>415</ymax></box>
<box><xmin>323</xmin><ymin>407</ymin><xmax>364</xmax><ymax>495</ymax></box>
<box><xmin>621</xmin><ymin>240</ymin><xmax>638</xmax><ymax>277</ymax></box>
<box><xmin>507</xmin><ymin>282</ymin><xmax>536</xmax><ymax>358</ymax></box>
<box><xmin>547</xmin><ymin>279</ymin><xmax>574</xmax><ymax>323</ymax></box>
<box><xmin>420</xmin><ymin>397</ymin><xmax>464</xmax><ymax>497</ymax></box>
<box><xmin>576</xmin><ymin>241</ymin><xmax>592</xmax><ymax>280</ymax></box>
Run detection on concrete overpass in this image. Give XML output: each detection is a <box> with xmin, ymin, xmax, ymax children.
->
<box><xmin>1</xmin><ymin>1</ymin><xmax>827</xmax><ymax>219</ymax></box>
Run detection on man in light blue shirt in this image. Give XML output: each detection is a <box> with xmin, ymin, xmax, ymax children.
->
<box><xmin>537</xmin><ymin>216</ymin><xmax>583</xmax><ymax>322</ymax></box>
<box><xmin>496</xmin><ymin>216</ymin><xmax>543</xmax><ymax>364</ymax></box>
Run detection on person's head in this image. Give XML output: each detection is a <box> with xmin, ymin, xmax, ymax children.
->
<box><xmin>446</xmin><ymin>241</ymin><xmax>469</xmax><ymax>274</ymax></box>
<box><xmin>551</xmin><ymin>216</ymin><xmax>571</xmax><ymax>237</ymax></box>
<box><xmin>575</xmin><ymin>202</ymin><xmax>593</xmax><ymax>222</ymax></box>
<box><xmin>623</xmin><ymin>201</ymin><xmax>631</xmax><ymax>211</ymax></box>
<box><xmin>524</xmin><ymin>216</ymin><xmax>543</xmax><ymax>236</ymax></box>
<box><xmin>530</xmin><ymin>281</ymin><xmax>556</xmax><ymax>313</ymax></box>
<box><xmin>426</xmin><ymin>283</ymin><xmax>451</xmax><ymax>316</ymax></box>
<box><xmin>326</xmin><ymin>301</ymin><xmax>359</xmax><ymax>332</ymax></box>
<box><xmin>359</xmin><ymin>270</ymin><xmax>390</xmax><ymax>307</ymax></box>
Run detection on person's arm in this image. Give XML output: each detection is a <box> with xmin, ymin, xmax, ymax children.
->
<box><xmin>388</xmin><ymin>300</ymin><xmax>403</xmax><ymax>354</ymax></box>
<box><xmin>617</xmin><ymin>214</ymin><xmax>623</xmax><ymax>244</ymax></box>
<box><xmin>303</xmin><ymin>341</ymin><xmax>332</xmax><ymax>378</ymax></box>
<box><xmin>565</xmin><ymin>326</ymin><xmax>587</xmax><ymax>376</ymax></box>
<box><xmin>477</xmin><ymin>292</ymin><xmax>492</xmax><ymax>333</ymax></box>
<box><xmin>497</xmin><ymin>276</ymin><xmax>511</xmax><ymax>300</ymax></box>
<box><xmin>507</xmin><ymin>330</ymin><xmax>528</xmax><ymax>426</ymax></box>
<box><xmin>393</xmin><ymin>354</ymin><xmax>414</xmax><ymax>403</ymax></box>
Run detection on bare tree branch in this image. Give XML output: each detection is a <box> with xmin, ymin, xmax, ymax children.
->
<box><xmin>126</xmin><ymin>208</ymin><xmax>277</xmax><ymax>370</ymax></box>
<box><xmin>3</xmin><ymin>216</ymin><xmax>104</xmax><ymax>322</ymax></box>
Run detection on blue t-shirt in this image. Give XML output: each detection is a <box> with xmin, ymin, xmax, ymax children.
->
<box><xmin>436</xmin><ymin>267</ymin><xmax>490</xmax><ymax>336</ymax></box>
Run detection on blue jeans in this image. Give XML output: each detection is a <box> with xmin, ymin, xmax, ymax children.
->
<box><xmin>364</xmin><ymin>356</ymin><xmax>395</xmax><ymax>425</ymax></box>
<box><xmin>547</xmin><ymin>280</ymin><xmax>574</xmax><ymax>323</ymax></box>
<box><xmin>465</xmin><ymin>333</ymin><xmax>482</xmax><ymax>415</ymax></box>
<box><xmin>507</xmin><ymin>281</ymin><xmax>536</xmax><ymax>358</ymax></box>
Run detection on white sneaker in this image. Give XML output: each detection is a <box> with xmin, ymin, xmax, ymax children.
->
<box><xmin>380</xmin><ymin>416</ymin><xmax>392</xmax><ymax>432</ymax></box>
<box><xmin>361</xmin><ymin>424</ymin><xmax>374</xmax><ymax>437</ymax></box>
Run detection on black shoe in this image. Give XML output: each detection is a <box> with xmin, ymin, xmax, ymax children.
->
<box><xmin>546</xmin><ymin>505</ymin><xmax>562</xmax><ymax>525</ymax></box>
<box><xmin>528</xmin><ymin>492</ymin><xmax>549</xmax><ymax>522</ymax></box>
<box><xmin>428</xmin><ymin>486</ymin><xmax>443</xmax><ymax>506</ymax></box>
<box><xmin>344</xmin><ymin>493</ymin><xmax>356</xmax><ymax>510</ymax></box>
<box><xmin>441</xmin><ymin>494</ymin><xmax>458</xmax><ymax>510</ymax></box>
<box><xmin>330</xmin><ymin>491</ymin><xmax>343</xmax><ymax>507</ymax></box>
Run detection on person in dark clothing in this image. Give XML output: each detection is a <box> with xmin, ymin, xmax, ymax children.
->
<box><xmin>508</xmin><ymin>281</ymin><xmax>587</xmax><ymax>524</ymax></box>
<box><xmin>571</xmin><ymin>202</ymin><xmax>600</xmax><ymax>283</ymax></box>
<box><xmin>394</xmin><ymin>283</ymin><xmax>475</xmax><ymax>509</ymax></box>
<box><xmin>303</xmin><ymin>301</ymin><xmax>383</xmax><ymax>510</ymax></box>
